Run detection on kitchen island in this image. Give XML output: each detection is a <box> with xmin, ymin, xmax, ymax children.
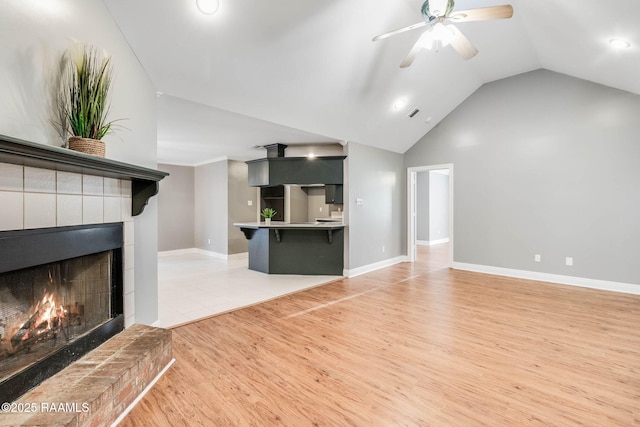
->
<box><xmin>234</xmin><ymin>221</ymin><xmax>344</xmax><ymax>275</ymax></box>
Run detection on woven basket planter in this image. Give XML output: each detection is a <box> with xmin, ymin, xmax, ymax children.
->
<box><xmin>68</xmin><ymin>136</ymin><xmax>105</xmax><ymax>158</ymax></box>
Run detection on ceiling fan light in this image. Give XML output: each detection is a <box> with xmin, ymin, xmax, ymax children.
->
<box><xmin>609</xmin><ymin>38</ymin><xmax>631</xmax><ymax>49</ymax></box>
<box><xmin>196</xmin><ymin>0</ymin><xmax>220</xmax><ymax>15</ymax></box>
<box><xmin>434</xmin><ymin>23</ymin><xmax>455</xmax><ymax>46</ymax></box>
<box><xmin>418</xmin><ymin>31</ymin><xmax>434</xmax><ymax>50</ymax></box>
<box><xmin>422</xmin><ymin>23</ymin><xmax>456</xmax><ymax>51</ymax></box>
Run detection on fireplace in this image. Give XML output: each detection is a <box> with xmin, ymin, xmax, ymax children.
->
<box><xmin>0</xmin><ymin>223</ymin><xmax>124</xmax><ymax>402</ymax></box>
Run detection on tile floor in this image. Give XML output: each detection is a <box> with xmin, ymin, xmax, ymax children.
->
<box><xmin>157</xmin><ymin>252</ymin><xmax>342</xmax><ymax>328</ymax></box>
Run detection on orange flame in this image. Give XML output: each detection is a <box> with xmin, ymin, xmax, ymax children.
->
<box><xmin>21</xmin><ymin>292</ymin><xmax>68</xmax><ymax>341</ymax></box>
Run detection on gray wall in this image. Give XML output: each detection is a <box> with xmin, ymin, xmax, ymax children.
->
<box><xmin>0</xmin><ymin>1</ymin><xmax>160</xmax><ymax>324</ymax></box>
<box><xmin>195</xmin><ymin>160</ymin><xmax>228</xmax><ymax>254</ymax></box>
<box><xmin>307</xmin><ymin>187</ymin><xmax>329</xmax><ymax>221</ymax></box>
<box><xmin>346</xmin><ymin>142</ymin><xmax>404</xmax><ymax>270</ymax></box>
<box><xmin>429</xmin><ymin>171</ymin><xmax>449</xmax><ymax>242</ymax></box>
<box><xmin>157</xmin><ymin>164</ymin><xmax>195</xmax><ymax>251</ymax></box>
<box><xmin>228</xmin><ymin>160</ymin><xmax>256</xmax><ymax>254</ymax></box>
<box><xmin>287</xmin><ymin>185</ymin><xmax>309</xmax><ymax>223</ymax></box>
<box><xmin>405</xmin><ymin>69</ymin><xmax>640</xmax><ymax>285</ymax></box>
<box><xmin>416</xmin><ymin>172</ymin><xmax>430</xmax><ymax>241</ymax></box>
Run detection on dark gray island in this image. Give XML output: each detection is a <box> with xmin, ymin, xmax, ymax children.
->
<box><xmin>234</xmin><ymin>221</ymin><xmax>344</xmax><ymax>275</ymax></box>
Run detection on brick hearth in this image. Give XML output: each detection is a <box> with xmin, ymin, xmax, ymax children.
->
<box><xmin>0</xmin><ymin>324</ymin><xmax>172</xmax><ymax>427</ymax></box>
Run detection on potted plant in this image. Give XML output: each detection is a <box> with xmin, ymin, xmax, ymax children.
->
<box><xmin>56</xmin><ymin>44</ymin><xmax>120</xmax><ymax>157</ymax></box>
<box><xmin>261</xmin><ymin>208</ymin><xmax>277</xmax><ymax>225</ymax></box>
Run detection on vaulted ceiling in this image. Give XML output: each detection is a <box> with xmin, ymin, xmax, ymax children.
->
<box><xmin>103</xmin><ymin>0</ymin><xmax>640</xmax><ymax>164</ymax></box>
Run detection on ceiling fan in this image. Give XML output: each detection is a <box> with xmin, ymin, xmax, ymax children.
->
<box><xmin>373</xmin><ymin>0</ymin><xmax>513</xmax><ymax>67</ymax></box>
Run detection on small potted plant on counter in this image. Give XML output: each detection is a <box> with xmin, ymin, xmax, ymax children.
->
<box><xmin>261</xmin><ymin>208</ymin><xmax>277</xmax><ymax>225</ymax></box>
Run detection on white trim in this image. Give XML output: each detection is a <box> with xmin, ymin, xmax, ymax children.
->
<box><xmin>110</xmin><ymin>358</ymin><xmax>176</xmax><ymax>427</ymax></box>
<box><xmin>193</xmin><ymin>156</ymin><xmax>228</xmax><ymax>167</ymax></box>
<box><xmin>429</xmin><ymin>238</ymin><xmax>450</xmax><ymax>246</ymax></box>
<box><xmin>228</xmin><ymin>252</ymin><xmax>248</xmax><ymax>261</ymax></box>
<box><xmin>158</xmin><ymin>248</ymin><xmax>198</xmax><ymax>257</ymax></box>
<box><xmin>452</xmin><ymin>262</ymin><xmax>640</xmax><ymax>295</ymax></box>
<box><xmin>417</xmin><ymin>238</ymin><xmax>450</xmax><ymax>246</ymax></box>
<box><xmin>150</xmin><ymin>320</ymin><xmax>161</xmax><ymax>327</ymax></box>
<box><xmin>344</xmin><ymin>256</ymin><xmax>408</xmax><ymax>278</ymax></box>
<box><xmin>407</xmin><ymin>164</ymin><xmax>454</xmax><ymax>265</ymax></box>
<box><xmin>157</xmin><ymin>160</ymin><xmax>198</xmax><ymax>167</ymax></box>
<box><xmin>194</xmin><ymin>248</ymin><xmax>228</xmax><ymax>260</ymax></box>
<box><xmin>158</xmin><ymin>156</ymin><xmax>228</xmax><ymax>168</ymax></box>
<box><xmin>158</xmin><ymin>248</ymin><xmax>247</xmax><ymax>261</ymax></box>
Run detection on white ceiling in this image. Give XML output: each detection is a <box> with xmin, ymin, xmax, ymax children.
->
<box><xmin>103</xmin><ymin>0</ymin><xmax>640</xmax><ymax>165</ymax></box>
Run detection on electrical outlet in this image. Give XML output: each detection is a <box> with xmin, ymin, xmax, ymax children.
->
<box><xmin>319</xmin><ymin>207</ymin><xmax>323</xmax><ymax>212</ymax></box>
<box><xmin>565</xmin><ymin>257</ymin><xmax>573</xmax><ymax>266</ymax></box>
<box><xmin>534</xmin><ymin>254</ymin><xmax>541</xmax><ymax>262</ymax></box>
<box><xmin>207</xmin><ymin>239</ymin><xmax>211</xmax><ymax>245</ymax></box>
<box><xmin>248</xmin><ymin>200</ymin><xmax>252</xmax><ymax>206</ymax></box>
<box><xmin>382</xmin><ymin>245</ymin><xmax>385</xmax><ymax>253</ymax></box>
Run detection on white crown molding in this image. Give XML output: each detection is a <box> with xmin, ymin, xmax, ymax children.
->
<box><xmin>158</xmin><ymin>156</ymin><xmax>228</xmax><ymax>168</ymax></box>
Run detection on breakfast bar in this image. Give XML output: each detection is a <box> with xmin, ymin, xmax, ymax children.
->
<box><xmin>234</xmin><ymin>222</ymin><xmax>345</xmax><ymax>275</ymax></box>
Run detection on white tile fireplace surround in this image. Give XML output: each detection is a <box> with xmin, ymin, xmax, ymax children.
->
<box><xmin>0</xmin><ymin>162</ymin><xmax>136</xmax><ymax>327</ymax></box>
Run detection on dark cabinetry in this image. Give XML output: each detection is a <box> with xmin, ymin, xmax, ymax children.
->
<box><xmin>260</xmin><ymin>185</ymin><xmax>284</xmax><ymax>221</ymax></box>
<box><xmin>247</xmin><ymin>156</ymin><xmax>346</xmax><ymax>187</ymax></box>
<box><xmin>325</xmin><ymin>184</ymin><xmax>343</xmax><ymax>204</ymax></box>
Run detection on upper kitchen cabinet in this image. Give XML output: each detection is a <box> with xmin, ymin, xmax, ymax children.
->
<box><xmin>247</xmin><ymin>156</ymin><xmax>346</xmax><ymax>187</ymax></box>
<box><xmin>325</xmin><ymin>184</ymin><xmax>343</xmax><ymax>204</ymax></box>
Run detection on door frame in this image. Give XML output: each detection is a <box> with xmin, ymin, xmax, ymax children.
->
<box><xmin>407</xmin><ymin>164</ymin><xmax>454</xmax><ymax>264</ymax></box>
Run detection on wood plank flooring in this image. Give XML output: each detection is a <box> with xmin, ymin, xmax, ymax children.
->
<box><xmin>121</xmin><ymin>245</ymin><xmax>640</xmax><ymax>426</ymax></box>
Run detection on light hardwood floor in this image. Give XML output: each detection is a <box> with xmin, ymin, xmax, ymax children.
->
<box><xmin>122</xmin><ymin>245</ymin><xmax>640</xmax><ymax>426</ymax></box>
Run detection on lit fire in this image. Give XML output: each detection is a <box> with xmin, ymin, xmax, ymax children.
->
<box><xmin>19</xmin><ymin>292</ymin><xmax>68</xmax><ymax>342</ymax></box>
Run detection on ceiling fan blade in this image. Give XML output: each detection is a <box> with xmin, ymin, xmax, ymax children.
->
<box><xmin>449</xmin><ymin>5</ymin><xmax>513</xmax><ymax>22</ymax></box>
<box><xmin>447</xmin><ymin>25</ymin><xmax>478</xmax><ymax>60</ymax></box>
<box><xmin>400</xmin><ymin>36</ymin><xmax>425</xmax><ymax>68</ymax></box>
<box><xmin>372</xmin><ymin>21</ymin><xmax>428</xmax><ymax>42</ymax></box>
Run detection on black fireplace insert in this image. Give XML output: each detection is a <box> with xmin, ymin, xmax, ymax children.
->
<box><xmin>0</xmin><ymin>223</ymin><xmax>124</xmax><ymax>402</ymax></box>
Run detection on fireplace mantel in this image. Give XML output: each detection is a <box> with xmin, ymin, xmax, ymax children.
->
<box><xmin>0</xmin><ymin>134</ymin><xmax>168</xmax><ymax>216</ymax></box>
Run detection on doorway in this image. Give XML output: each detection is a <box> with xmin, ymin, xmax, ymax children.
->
<box><xmin>407</xmin><ymin>164</ymin><xmax>454</xmax><ymax>265</ymax></box>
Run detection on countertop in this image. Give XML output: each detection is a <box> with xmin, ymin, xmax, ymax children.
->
<box><xmin>234</xmin><ymin>221</ymin><xmax>345</xmax><ymax>230</ymax></box>
<box><xmin>315</xmin><ymin>217</ymin><xmax>343</xmax><ymax>222</ymax></box>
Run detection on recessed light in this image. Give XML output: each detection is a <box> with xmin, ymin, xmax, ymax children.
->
<box><xmin>393</xmin><ymin>98</ymin><xmax>407</xmax><ymax>111</ymax></box>
<box><xmin>156</xmin><ymin>91</ymin><xmax>164</xmax><ymax>97</ymax></box>
<box><xmin>609</xmin><ymin>38</ymin><xmax>631</xmax><ymax>49</ymax></box>
<box><xmin>196</xmin><ymin>0</ymin><xmax>220</xmax><ymax>15</ymax></box>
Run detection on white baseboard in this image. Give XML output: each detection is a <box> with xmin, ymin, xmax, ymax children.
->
<box><xmin>110</xmin><ymin>358</ymin><xmax>176</xmax><ymax>427</ymax></box>
<box><xmin>158</xmin><ymin>248</ymin><xmax>198</xmax><ymax>257</ymax></box>
<box><xmin>194</xmin><ymin>248</ymin><xmax>228</xmax><ymax>260</ymax></box>
<box><xmin>429</xmin><ymin>238</ymin><xmax>450</xmax><ymax>246</ymax></box>
<box><xmin>228</xmin><ymin>252</ymin><xmax>248</xmax><ymax>261</ymax></box>
<box><xmin>344</xmin><ymin>256</ymin><xmax>409</xmax><ymax>278</ymax></box>
<box><xmin>417</xmin><ymin>238</ymin><xmax>449</xmax><ymax>246</ymax></box>
<box><xmin>452</xmin><ymin>262</ymin><xmax>640</xmax><ymax>295</ymax></box>
<box><xmin>158</xmin><ymin>248</ymin><xmax>246</xmax><ymax>262</ymax></box>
